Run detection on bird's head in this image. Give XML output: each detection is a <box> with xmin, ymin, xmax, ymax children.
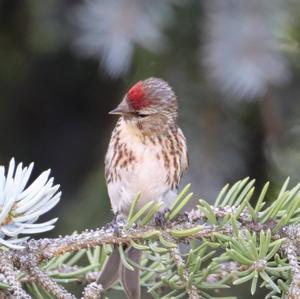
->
<box><xmin>109</xmin><ymin>78</ymin><xmax>178</xmax><ymax>133</ymax></box>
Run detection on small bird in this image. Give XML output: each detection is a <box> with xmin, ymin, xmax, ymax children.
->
<box><xmin>97</xmin><ymin>77</ymin><xmax>188</xmax><ymax>299</ymax></box>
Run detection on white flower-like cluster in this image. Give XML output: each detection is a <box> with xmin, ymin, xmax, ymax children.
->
<box><xmin>72</xmin><ymin>0</ymin><xmax>175</xmax><ymax>77</ymax></box>
<box><xmin>0</xmin><ymin>158</ymin><xmax>61</xmax><ymax>249</ymax></box>
<box><xmin>203</xmin><ymin>0</ymin><xmax>290</xmax><ymax>100</ymax></box>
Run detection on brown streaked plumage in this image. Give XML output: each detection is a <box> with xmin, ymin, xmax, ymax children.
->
<box><xmin>105</xmin><ymin>77</ymin><xmax>188</xmax><ymax>215</ymax></box>
<box><xmin>97</xmin><ymin>77</ymin><xmax>188</xmax><ymax>299</ymax></box>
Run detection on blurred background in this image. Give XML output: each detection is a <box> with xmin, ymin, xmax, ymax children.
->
<box><xmin>1</xmin><ymin>0</ymin><xmax>300</xmax><ymax>297</ymax></box>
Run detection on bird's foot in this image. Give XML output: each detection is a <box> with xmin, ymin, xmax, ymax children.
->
<box><xmin>154</xmin><ymin>208</ymin><xmax>170</xmax><ymax>227</ymax></box>
<box><xmin>104</xmin><ymin>217</ymin><xmax>116</xmax><ymax>231</ymax></box>
<box><xmin>104</xmin><ymin>212</ymin><xmax>124</xmax><ymax>232</ymax></box>
<box><xmin>111</xmin><ymin>213</ymin><xmax>127</xmax><ymax>236</ymax></box>
<box><xmin>112</xmin><ymin>212</ymin><xmax>119</xmax><ymax>224</ymax></box>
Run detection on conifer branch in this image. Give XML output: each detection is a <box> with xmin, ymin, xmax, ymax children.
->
<box><xmin>0</xmin><ymin>178</ymin><xmax>299</xmax><ymax>298</ymax></box>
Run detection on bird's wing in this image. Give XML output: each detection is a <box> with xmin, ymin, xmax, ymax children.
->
<box><xmin>104</xmin><ymin>120</ymin><xmax>121</xmax><ymax>182</ymax></box>
<box><xmin>104</xmin><ymin>141</ymin><xmax>113</xmax><ymax>181</ymax></box>
<box><xmin>177</xmin><ymin>127</ymin><xmax>189</xmax><ymax>173</ymax></box>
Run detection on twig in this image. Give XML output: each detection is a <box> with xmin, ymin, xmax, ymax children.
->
<box><xmin>0</xmin><ymin>252</ymin><xmax>31</xmax><ymax>299</ymax></box>
<box><xmin>281</xmin><ymin>225</ymin><xmax>300</xmax><ymax>299</ymax></box>
<box><xmin>81</xmin><ymin>282</ymin><xmax>103</xmax><ymax>299</ymax></box>
<box><xmin>0</xmin><ymin>207</ymin><xmax>290</xmax><ymax>298</ymax></box>
<box><xmin>170</xmin><ymin>247</ymin><xmax>200</xmax><ymax>299</ymax></box>
<box><xmin>28</xmin><ymin>264</ymin><xmax>75</xmax><ymax>299</ymax></box>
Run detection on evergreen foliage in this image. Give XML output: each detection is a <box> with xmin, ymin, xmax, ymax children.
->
<box><xmin>0</xmin><ymin>178</ymin><xmax>300</xmax><ymax>298</ymax></box>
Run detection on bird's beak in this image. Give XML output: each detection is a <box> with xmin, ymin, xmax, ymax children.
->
<box><xmin>109</xmin><ymin>97</ymin><xmax>134</xmax><ymax>115</ymax></box>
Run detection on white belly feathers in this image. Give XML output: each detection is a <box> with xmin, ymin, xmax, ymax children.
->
<box><xmin>106</xmin><ymin>121</ymin><xmax>177</xmax><ymax>215</ymax></box>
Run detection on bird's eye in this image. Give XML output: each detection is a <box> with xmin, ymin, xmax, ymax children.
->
<box><xmin>137</xmin><ymin>113</ymin><xmax>149</xmax><ymax>118</ymax></box>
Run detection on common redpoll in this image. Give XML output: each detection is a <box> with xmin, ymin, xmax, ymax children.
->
<box><xmin>97</xmin><ymin>77</ymin><xmax>188</xmax><ymax>299</ymax></box>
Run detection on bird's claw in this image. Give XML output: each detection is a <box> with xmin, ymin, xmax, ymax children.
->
<box><xmin>104</xmin><ymin>212</ymin><xmax>123</xmax><ymax>233</ymax></box>
<box><xmin>154</xmin><ymin>208</ymin><xmax>170</xmax><ymax>227</ymax></box>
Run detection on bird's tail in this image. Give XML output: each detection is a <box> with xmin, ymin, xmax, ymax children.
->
<box><xmin>96</xmin><ymin>246</ymin><xmax>141</xmax><ymax>299</ymax></box>
<box><xmin>96</xmin><ymin>245</ymin><xmax>121</xmax><ymax>290</ymax></box>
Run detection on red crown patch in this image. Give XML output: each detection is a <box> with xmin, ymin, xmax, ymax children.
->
<box><xmin>127</xmin><ymin>81</ymin><xmax>149</xmax><ymax>110</ymax></box>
